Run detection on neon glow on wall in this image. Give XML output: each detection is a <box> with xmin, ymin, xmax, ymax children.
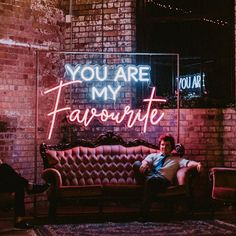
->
<box><xmin>44</xmin><ymin>64</ymin><xmax>167</xmax><ymax>139</ymax></box>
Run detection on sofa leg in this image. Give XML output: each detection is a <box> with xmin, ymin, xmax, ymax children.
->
<box><xmin>185</xmin><ymin>196</ymin><xmax>194</xmax><ymax>218</ymax></box>
<box><xmin>98</xmin><ymin>196</ymin><xmax>104</xmax><ymax>220</ymax></box>
<box><xmin>140</xmin><ymin>200</ymin><xmax>152</xmax><ymax>221</ymax></box>
<box><xmin>48</xmin><ymin>199</ymin><xmax>57</xmax><ymax>223</ymax></box>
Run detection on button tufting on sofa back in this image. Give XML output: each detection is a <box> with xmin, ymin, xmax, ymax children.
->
<box><xmin>45</xmin><ymin>145</ymin><xmax>158</xmax><ymax>186</ymax></box>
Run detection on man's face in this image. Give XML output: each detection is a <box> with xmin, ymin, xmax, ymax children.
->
<box><xmin>160</xmin><ymin>140</ymin><xmax>172</xmax><ymax>155</ymax></box>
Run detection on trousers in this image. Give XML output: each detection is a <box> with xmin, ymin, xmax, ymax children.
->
<box><xmin>0</xmin><ymin>163</ymin><xmax>28</xmax><ymax>217</ymax></box>
<box><xmin>133</xmin><ymin>160</ymin><xmax>171</xmax><ymax>217</ymax></box>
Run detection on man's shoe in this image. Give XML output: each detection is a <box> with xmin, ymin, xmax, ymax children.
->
<box><xmin>14</xmin><ymin>221</ymin><xmax>34</xmax><ymax>229</ymax></box>
<box><xmin>27</xmin><ymin>183</ymin><xmax>49</xmax><ymax>195</ymax></box>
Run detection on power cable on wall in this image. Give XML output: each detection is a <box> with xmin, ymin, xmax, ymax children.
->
<box><xmin>64</xmin><ymin>0</ymin><xmax>73</xmax><ymax>56</ymax></box>
<box><xmin>68</xmin><ymin>0</ymin><xmax>73</xmax><ymax>142</ymax></box>
<box><xmin>69</xmin><ymin>0</ymin><xmax>73</xmax><ymax>53</ymax></box>
<box><xmin>101</xmin><ymin>0</ymin><xmax>104</xmax><ymax>61</ymax></box>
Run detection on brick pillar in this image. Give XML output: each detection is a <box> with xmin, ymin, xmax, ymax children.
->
<box><xmin>0</xmin><ymin>0</ymin><xmax>65</xmax><ymax>210</ymax></box>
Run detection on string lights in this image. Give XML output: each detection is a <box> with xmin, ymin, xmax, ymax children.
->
<box><xmin>149</xmin><ymin>0</ymin><xmax>228</xmax><ymax>27</ymax></box>
<box><xmin>148</xmin><ymin>0</ymin><xmax>192</xmax><ymax>14</ymax></box>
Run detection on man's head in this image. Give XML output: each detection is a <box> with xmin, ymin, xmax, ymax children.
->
<box><xmin>158</xmin><ymin>134</ymin><xmax>175</xmax><ymax>155</ymax></box>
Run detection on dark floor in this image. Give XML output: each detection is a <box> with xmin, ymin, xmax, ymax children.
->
<box><xmin>0</xmin><ymin>203</ymin><xmax>235</xmax><ymax>235</ymax></box>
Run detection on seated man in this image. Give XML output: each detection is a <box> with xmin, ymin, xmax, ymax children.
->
<box><xmin>133</xmin><ymin>134</ymin><xmax>203</xmax><ymax>218</ymax></box>
<box><xmin>0</xmin><ymin>159</ymin><xmax>49</xmax><ymax>229</ymax></box>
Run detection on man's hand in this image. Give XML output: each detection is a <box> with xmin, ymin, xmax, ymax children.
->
<box><xmin>196</xmin><ymin>162</ymin><xmax>204</xmax><ymax>173</ymax></box>
<box><xmin>139</xmin><ymin>162</ymin><xmax>150</xmax><ymax>174</ymax></box>
<box><xmin>0</xmin><ymin>159</ymin><xmax>2</xmax><ymax>165</ymax></box>
<box><xmin>187</xmin><ymin>160</ymin><xmax>204</xmax><ymax>173</ymax></box>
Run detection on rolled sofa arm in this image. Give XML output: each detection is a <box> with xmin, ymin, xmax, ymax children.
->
<box><xmin>176</xmin><ymin>166</ymin><xmax>198</xmax><ymax>186</ymax></box>
<box><xmin>42</xmin><ymin>168</ymin><xmax>62</xmax><ymax>189</ymax></box>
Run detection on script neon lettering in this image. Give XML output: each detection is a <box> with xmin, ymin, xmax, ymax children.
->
<box><xmin>44</xmin><ymin>80</ymin><xmax>82</xmax><ymax>139</ymax></box>
<box><xmin>46</xmin><ymin>80</ymin><xmax>70</xmax><ymax>139</ymax></box>
<box><xmin>44</xmin><ymin>81</ymin><xmax>166</xmax><ymax>140</ymax></box>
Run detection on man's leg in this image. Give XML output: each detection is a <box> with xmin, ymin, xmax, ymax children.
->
<box><xmin>0</xmin><ymin>164</ymin><xmax>28</xmax><ymax>227</ymax></box>
<box><xmin>0</xmin><ymin>163</ymin><xmax>28</xmax><ymax>188</ymax></box>
<box><xmin>133</xmin><ymin>160</ymin><xmax>145</xmax><ymax>184</ymax></box>
<box><xmin>14</xmin><ymin>183</ymin><xmax>26</xmax><ymax>219</ymax></box>
<box><xmin>0</xmin><ymin>163</ymin><xmax>49</xmax><ymax>228</ymax></box>
<box><xmin>142</xmin><ymin>174</ymin><xmax>170</xmax><ymax>219</ymax></box>
<box><xmin>0</xmin><ymin>163</ymin><xmax>49</xmax><ymax>194</ymax></box>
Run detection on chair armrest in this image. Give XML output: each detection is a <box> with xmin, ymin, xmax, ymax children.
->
<box><xmin>209</xmin><ymin>167</ymin><xmax>236</xmax><ymax>202</ymax></box>
<box><xmin>209</xmin><ymin>167</ymin><xmax>236</xmax><ymax>188</ymax></box>
<box><xmin>41</xmin><ymin>168</ymin><xmax>62</xmax><ymax>189</ymax></box>
<box><xmin>176</xmin><ymin>166</ymin><xmax>198</xmax><ymax>186</ymax></box>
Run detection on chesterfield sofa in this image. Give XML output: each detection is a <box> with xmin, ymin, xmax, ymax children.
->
<box><xmin>40</xmin><ymin>132</ymin><xmax>199</xmax><ymax>220</ymax></box>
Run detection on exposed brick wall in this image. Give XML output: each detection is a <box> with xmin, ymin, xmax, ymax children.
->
<box><xmin>0</xmin><ymin>0</ymin><xmax>65</xmax><ymax>209</ymax></box>
<box><xmin>61</xmin><ymin>0</ymin><xmax>136</xmax><ymax>52</ymax></box>
<box><xmin>178</xmin><ymin>108</ymin><xmax>236</xmax><ymax>168</ymax></box>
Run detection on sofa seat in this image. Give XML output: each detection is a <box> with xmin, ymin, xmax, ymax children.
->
<box><xmin>212</xmin><ymin>187</ymin><xmax>236</xmax><ymax>202</ymax></box>
<box><xmin>103</xmin><ymin>184</ymin><xmax>143</xmax><ymax>200</ymax></box>
<box><xmin>156</xmin><ymin>185</ymin><xmax>187</xmax><ymax>197</ymax></box>
<box><xmin>55</xmin><ymin>185</ymin><xmax>103</xmax><ymax>198</ymax></box>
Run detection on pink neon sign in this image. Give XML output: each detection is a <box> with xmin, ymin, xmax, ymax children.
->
<box><xmin>44</xmin><ymin>80</ymin><xmax>166</xmax><ymax>140</ymax></box>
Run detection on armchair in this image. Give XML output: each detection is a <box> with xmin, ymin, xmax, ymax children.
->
<box><xmin>210</xmin><ymin>167</ymin><xmax>236</xmax><ymax>203</ymax></box>
<box><xmin>209</xmin><ymin>167</ymin><xmax>236</xmax><ymax>216</ymax></box>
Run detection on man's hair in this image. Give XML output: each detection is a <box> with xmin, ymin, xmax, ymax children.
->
<box><xmin>158</xmin><ymin>134</ymin><xmax>175</xmax><ymax>150</ymax></box>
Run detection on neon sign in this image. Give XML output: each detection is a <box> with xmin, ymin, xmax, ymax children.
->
<box><xmin>44</xmin><ymin>64</ymin><xmax>166</xmax><ymax>139</ymax></box>
<box><xmin>65</xmin><ymin>64</ymin><xmax>151</xmax><ymax>82</ymax></box>
<box><xmin>91</xmin><ymin>85</ymin><xmax>121</xmax><ymax>101</ymax></box>
<box><xmin>178</xmin><ymin>73</ymin><xmax>206</xmax><ymax>95</ymax></box>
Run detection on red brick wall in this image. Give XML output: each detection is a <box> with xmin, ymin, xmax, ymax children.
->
<box><xmin>178</xmin><ymin>108</ymin><xmax>236</xmax><ymax>168</ymax></box>
<box><xmin>62</xmin><ymin>0</ymin><xmax>136</xmax><ymax>52</ymax></box>
<box><xmin>0</xmin><ymin>0</ymin><xmax>65</xmax><ymax>209</ymax></box>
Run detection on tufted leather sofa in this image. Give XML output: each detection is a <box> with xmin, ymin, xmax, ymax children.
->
<box><xmin>41</xmin><ymin>132</ymin><xmax>198</xmax><ymax>220</ymax></box>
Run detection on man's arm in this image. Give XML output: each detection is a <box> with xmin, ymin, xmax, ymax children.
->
<box><xmin>0</xmin><ymin>159</ymin><xmax>2</xmax><ymax>164</ymax></box>
<box><xmin>139</xmin><ymin>154</ymin><xmax>155</xmax><ymax>173</ymax></box>
<box><xmin>139</xmin><ymin>160</ymin><xmax>150</xmax><ymax>173</ymax></box>
<box><xmin>187</xmin><ymin>160</ymin><xmax>204</xmax><ymax>172</ymax></box>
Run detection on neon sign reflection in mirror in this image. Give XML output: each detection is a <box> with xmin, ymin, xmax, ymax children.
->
<box><xmin>178</xmin><ymin>73</ymin><xmax>206</xmax><ymax>96</ymax></box>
